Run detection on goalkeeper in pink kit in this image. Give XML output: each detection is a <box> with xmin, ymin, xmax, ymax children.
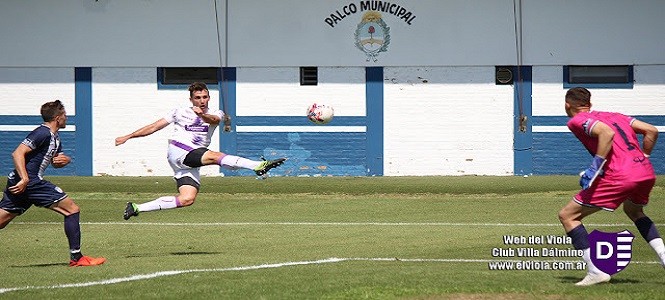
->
<box><xmin>558</xmin><ymin>87</ymin><xmax>665</xmax><ymax>286</ymax></box>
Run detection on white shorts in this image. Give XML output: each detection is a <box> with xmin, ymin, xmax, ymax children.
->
<box><xmin>167</xmin><ymin>143</ymin><xmax>201</xmax><ymax>184</ymax></box>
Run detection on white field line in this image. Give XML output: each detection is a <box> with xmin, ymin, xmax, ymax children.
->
<box><xmin>13</xmin><ymin>221</ymin><xmax>646</xmax><ymax>227</ymax></box>
<box><xmin>0</xmin><ymin>257</ymin><xmax>661</xmax><ymax>294</ymax></box>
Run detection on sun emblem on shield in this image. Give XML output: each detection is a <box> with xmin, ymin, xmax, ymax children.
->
<box><xmin>354</xmin><ymin>11</ymin><xmax>390</xmax><ymax>62</ymax></box>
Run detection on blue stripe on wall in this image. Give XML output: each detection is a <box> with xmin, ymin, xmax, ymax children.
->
<box><xmin>237</xmin><ymin>116</ymin><xmax>366</xmax><ymax>126</ymax></box>
<box><xmin>0</xmin><ymin>132</ymin><xmax>77</xmax><ymax>176</ymax></box>
<box><xmin>366</xmin><ymin>67</ymin><xmax>383</xmax><ymax>176</ymax></box>
<box><xmin>513</xmin><ymin>66</ymin><xmax>533</xmax><ymax>175</ymax></box>
<box><xmin>0</xmin><ymin>114</ymin><xmax>77</xmax><ymax>176</ymax></box>
<box><xmin>533</xmin><ymin>115</ymin><xmax>665</xmax><ymax>126</ymax></box>
<box><xmin>75</xmin><ymin>67</ymin><xmax>93</xmax><ymax>176</ymax></box>
<box><xmin>0</xmin><ymin>116</ymin><xmax>76</xmax><ymax>125</ymax></box>
<box><xmin>532</xmin><ymin>115</ymin><xmax>665</xmax><ymax>175</ymax></box>
<box><xmin>533</xmin><ymin>132</ymin><xmax>589</xmax><ymax>174</ymax></box>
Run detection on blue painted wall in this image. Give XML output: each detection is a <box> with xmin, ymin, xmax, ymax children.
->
<box><xmin>532</xmin><ymin>116</ymin><xmax>665</xmax><ymax>175</ymax></box>
<box><xmin>0</xmin><ymin>116</ymin><xmax>77</xmax><ymax>176</ymax></box>
<box><xmin>218</xmin><ymin>67</ymin><xmax>380</xmax><ymax>177</ymax></box>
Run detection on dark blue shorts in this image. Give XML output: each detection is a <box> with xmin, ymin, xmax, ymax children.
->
<box><xmin>0</xmin><ymin>178</ymin><xmax>68</xmax><ymax>215</ymax></box>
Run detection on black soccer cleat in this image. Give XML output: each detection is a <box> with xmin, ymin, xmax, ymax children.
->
<box><xmin>254</xmin><ymin>157</ymin><xmax>287</xmax><ymax>176</ymax></box>
<box><xmin>123</xmin><ymin>202</ymin><xmax>139</xmax><ymax>220</ymax></box>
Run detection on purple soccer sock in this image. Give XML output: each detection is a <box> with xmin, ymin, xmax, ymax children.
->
<box><xmin>635</xmin><ymin>217</ymin><xmax>661</xmax><ymax>242</ymax></box>
<box><xmin>64</xmin><ymin>212</ymin><xmax>82</xmax><ymax>259</ymax></box>
<box><xmin>566</xmin><ymin>224</ymin><xmax>590</xmax><ymax>250</ymax></box>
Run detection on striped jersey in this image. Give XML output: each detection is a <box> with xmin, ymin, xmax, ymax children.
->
<box><xmin>8</xmin><ymin>125</ymin><xmax>61</xmax><ymax>181</ymax></box>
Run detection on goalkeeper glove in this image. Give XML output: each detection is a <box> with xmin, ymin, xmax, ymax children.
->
<box><xmin>579</xmin><ymin>155</ymin><xmax>606</xmax><ymax>190</ymax></box>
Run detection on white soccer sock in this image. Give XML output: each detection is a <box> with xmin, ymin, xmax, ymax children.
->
<box><xmin>220</xmin><ymin>155</ymin><xmax>260</xmax><ymax>170</ymax></box>
<box><xmin>137</xmin><ymin>196</ymin><xmax>179</xmax><ymax>212</ymax></box>
<box><xmin>582</xmin><ymin>248</ymin><xmax>606</xmax><ymax>275</ymax></box>
<box><xmin>648</xmin><ymin>238</ymin><xmax>665</xmax><ymax>265</ymax></box>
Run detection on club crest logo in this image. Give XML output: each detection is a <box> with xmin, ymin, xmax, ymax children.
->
<box><xmin>354</xmin><ymin>11</ymin><xmax>390</xmax><ymax>62</ymax></box>
<box><xmin>588</xmin><ymin>229</ymin><xmax>634</xmax><ymax>275</ymax></box>
<box><xmin>582</xmin><ymin>119</ymin><xmax>592</xmax><ymax>135</ymax></box>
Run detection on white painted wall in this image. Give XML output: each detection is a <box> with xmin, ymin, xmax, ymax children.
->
<box><xmin>0</xmin><ymin>68</ymin><xmax>75</xmax><ymax>121</ymax></box>
<box><xmin>383</xmin><ymin>67</ymin><xmax>515</xmax><ymax>176</ymax></box>
<box><xmin>236</xmin><ymin>67</ymin><xmax>366</xmax><ymax>117</ymax></box>
<box><xmin>532</xmin><ymin>66</ymin><xmax>665</xmax><ymax>118</ymax></box>
<box><xmin>92</xmin><ymin>68</ymin><xmax>221</xmax><ymax>177</ymax></box>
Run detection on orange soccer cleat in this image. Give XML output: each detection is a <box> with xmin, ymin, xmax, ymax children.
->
<box><xmin>69</xmin><ymin>256</ymin><xmax>107</xmax><ymax>267</ymax></box>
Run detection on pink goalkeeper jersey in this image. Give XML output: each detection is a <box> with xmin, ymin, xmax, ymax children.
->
<box><xmin>567</xmin><ymin>111</ymin><xmax>655</xmax><ymax>182</ymax></box>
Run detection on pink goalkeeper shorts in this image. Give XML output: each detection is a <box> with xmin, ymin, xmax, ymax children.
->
<box><xmin>574</xmin><ymin>178</ymin><xmax>656</xmax><ymax>211</ymax></box>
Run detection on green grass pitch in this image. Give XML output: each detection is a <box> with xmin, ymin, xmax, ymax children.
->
<box><xmin>1</xmin><ymin>175</ymin><xmax>664</xmax><ymax>299</ymax></box>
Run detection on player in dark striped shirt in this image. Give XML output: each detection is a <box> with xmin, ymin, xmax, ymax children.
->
<box><xmin>0</xmin><ymin>100</ymin><xmax>105</xmax><ymax>267</ymax></box>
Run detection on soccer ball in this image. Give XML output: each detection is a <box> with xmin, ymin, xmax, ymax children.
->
<box><xmin>307</xmin><ymin>103</ymin><xmax>334</xmax><ymax>125</ymax></box>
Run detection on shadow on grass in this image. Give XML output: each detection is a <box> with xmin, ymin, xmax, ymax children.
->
<box><xmin>558</xmin><ymin>276</ymin><xmax>641</xmax><ymax>284</ymax></box>
<box><xmin>10</xmin><ymin>262</ymin><xmax>68</xmax><ymax>268</ymax></box>
<box><xmin>125</xmin><ymin>251</ymin><xmax>222</xmax><ymax>258</ymax></box>
<box><xmin>170</xmin><ymin>251</ymin><xmax>222</xmax><ymax>256</ymax></box>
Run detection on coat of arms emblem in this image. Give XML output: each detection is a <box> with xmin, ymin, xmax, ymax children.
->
<box><xmin>354</xmin><ymin>11</ymin><xmax>390</xmax><ymax>62</ymax></box>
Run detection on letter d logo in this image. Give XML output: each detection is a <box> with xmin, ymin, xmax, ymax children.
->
<box><xmin>588</xmin><ymin>230</ymin><xmax>634</xmax><ymax>275</ymax></box>
<box><xmin>595</xmin><ymin>242</ymin><xmax>614</xmax><ymax>259</ymax></box>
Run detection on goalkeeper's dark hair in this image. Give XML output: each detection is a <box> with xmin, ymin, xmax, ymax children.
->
<box><xmin>565</xmin><ymin>87</ymin><xmax>591</xmax><ymax>106</ymax></box>
<box><xmin>188</xmin><ymin>82</ymin><xmax>209</xmax><ymax>98</ymax></box>
<box><xmin>40</xmin><ymin>100</ymin><xmax>65</xmax><ymax>122</ymax></box>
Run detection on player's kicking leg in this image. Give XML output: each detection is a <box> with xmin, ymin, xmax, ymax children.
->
<box><xmin>253</xmin><ymin>157</ymin><xmax>287</xmax><ymax>176</ymax></box>
<box><xmin>124</xmin><ymin>202</ymin><xmax>139</xmax><ymax>220</ymax></box>
<box><xmin>202</xmin><ymin>150</ymin><xmax>286</xmax><ymax>176</ymax></box>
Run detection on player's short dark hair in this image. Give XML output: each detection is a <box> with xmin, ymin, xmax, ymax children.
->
<box><xmin>565</xmin><ymin>87</ymin><xmax>591</xmax><ymax>106</ymax></box>
<box><xmin>188</xmin><ymin>82</ymin><xmax>209</xmax><ymax>98</ymax></box>
<box><xmin>40</xmin><ymin>100</ymin><xmax>65</xmax><ymax>122</ymax></box>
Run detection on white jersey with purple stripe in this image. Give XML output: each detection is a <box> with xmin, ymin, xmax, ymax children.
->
<box><xmin>164</xmin><ymin>106</ymin><xmax>224</xmax><ymax>150</ymax></box>
<box><xmin>8</xmin><ymin>125</ymin><xmax>61</xmax><ymax>181</ymax></box>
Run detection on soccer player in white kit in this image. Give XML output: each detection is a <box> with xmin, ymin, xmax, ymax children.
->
<box><xmin>115</xmin><ymin>82</ymin><xmax>286</xmax><ymax>220</ymax></box>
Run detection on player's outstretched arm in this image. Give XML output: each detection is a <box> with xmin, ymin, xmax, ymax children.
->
<box><xmin>631</xmin><ymin>119</ymin><xmax>658</xmax><ymax>156</ymax></box>
<box><xmin>115</xmin><ymin>118</ymin><xmax>169</xmax><ymax>146</ymax></box>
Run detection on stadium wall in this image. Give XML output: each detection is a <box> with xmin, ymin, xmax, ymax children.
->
<box><xmin>1</xmin><ymin>1</ymin><xmax>665</xmax><ymax>177</ymax></box>
<box><xmin>3</xmin><ymin>66</ymin><xmax>663</xmax><ymax>177</ymax></box>
<box><xmin>0</xmin><ymin>68</ymin><xmax>78</xmax><ymax>176</ymax></box>
<box><xmin>530</xmin><ymin>66</ymin><xmax>665</xmax><ymax>175</ymax></box>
